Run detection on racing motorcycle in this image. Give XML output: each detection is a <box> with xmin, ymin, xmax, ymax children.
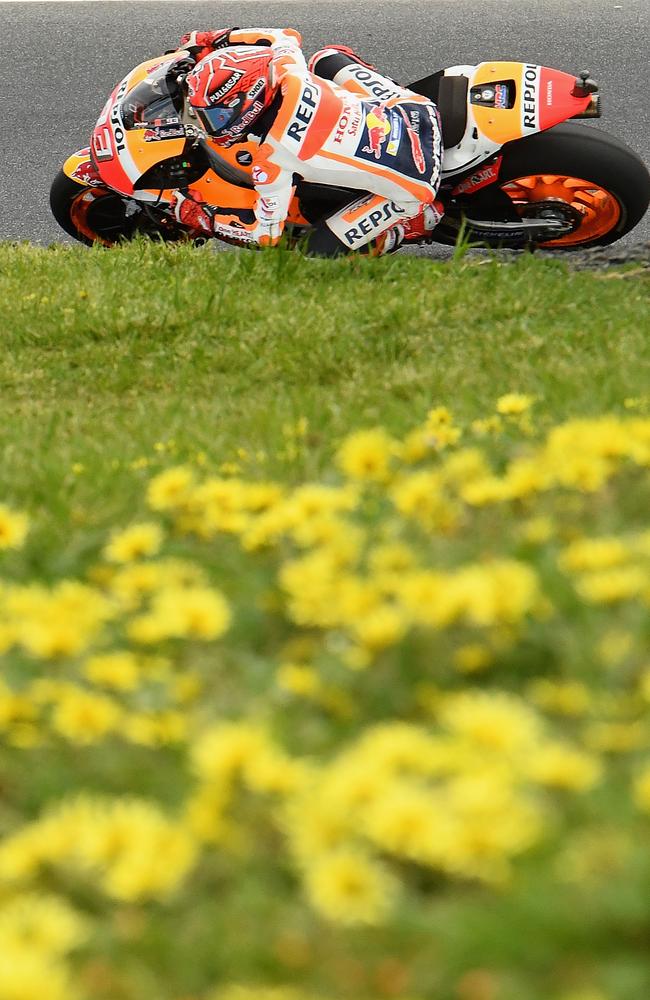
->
<box><xmin>50</xmin><ymin>52</ymin><xmax>650</xmax><ymax>251</ymax></box>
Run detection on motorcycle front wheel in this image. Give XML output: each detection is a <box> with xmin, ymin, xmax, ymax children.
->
<box><xmin>436</xmin><ymin>123</ymin><xmax>650</xmax><ymax>250</ymax></box>
<box><xmin>49</xmin><ymin>170</ymin><xmax>183</xmax><ymax>246</ymax></box>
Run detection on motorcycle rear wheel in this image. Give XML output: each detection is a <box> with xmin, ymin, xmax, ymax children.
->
<box><xmin>437</xmin><ymin>123</ymin><xmax>650</xmax><ymax>250</ymax></box>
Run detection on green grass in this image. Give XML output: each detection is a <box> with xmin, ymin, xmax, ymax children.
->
<box><xmin>1</xmin><ymin>241</ymin><xmax>650</xmax><ymax>1000</ymax></box>
<box><xmin>1</xmin><ymin>241</ymin><xmax>648</xmax><ymax>557</ymax></box>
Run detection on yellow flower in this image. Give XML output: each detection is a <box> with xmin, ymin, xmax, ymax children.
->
<box><xmin>390</xmin><ymin>470</ymin><xmax>459</xmax><ymax>531</ymax></box>
<box><xmin>453</xmin><ymin>643</ymin><xmax>493</xmax><ymax>673</ymax></box>
<box><xmin>148</xmin><ymin>585</ymin><xmax>231</xmax><ymax>640</ymax></box>
<box><xmin>244</xmin><ymin>749</ymin><xmax>311</xmax><ymax>797</ymax></box>
<box><xmin>7</xmin><ymin>581</ymin><xmax>114</xmax><ymax>659</ymax></box>
<box><xmin>576</xmin><ymin>567</ymin><xmax>647</xmax><ymax>604</ymax></box>
<box><xmin>526</xmin><ymin>742</ymin><xmax>602</xmax><ymax>791</ymax></box>
<box><xmin>496</xmin><ymin>393</ymin><xmax>534</xmax><ymax>415</ymax></box>
<box><xmin>528</xmin><ymin>679</ymin><xmax>591</xmax><ymax>717</ymax></box>
<box><xmin>51</xmin><ymin>687</ymin><xmax>122</xmax><ymax>744</ymax></box>
<box><xmin>147</xmin><ymin>465</ymin><xmax>195</xmax><ymax>511</ymax></box>
<box><xmin>335</xmin><ymin>428</ymin><xmax>395</xmax><ymax>482</ymax></box>
<box><xmin>82</xmin><ymin>651</ymin><xmax>141</xmax><ymax>691</ymax></box>
<box><xmin>282</xmin><ymin>791</ymin><xmax>351</xmax><ymax>862</ymax></box>
<box><xmin>0</xmin><ymin>504</ymin><xmax>29</xmax><ymax>549</ymax></box>
<box><xmin>364</xmin><ymin>782</ymin><xmax>451</xmax><ymax>864</ymax></box>
<box><xmin>276</xmin><ymin>663</ymin><xmax>322</xmax><ymax>698</ymax></box>
<box><xmin>0</xmin><ymin>893</ymin><xmax>89</xmax><ymax>957</ymax></box>
<box><xmin>439</xmin><ymin>690</ymin><xmax>542</xmax><ymax>758</ymax></box>
<box><xmin>303</xmin><ymin>849</ymin><xmax>396</xmax><ymax>925</ymax></box>
<box><xmin>471</xmin><ymin>415</ymin><xmax>502</xmax><ymax>437</ymax></box>
<box><xmin>185</xmin><ymin>784</ymin><xmax>231</xmax><ymax>843</ymax></box>
<box><xmin>0</xmin><ymin>951</ymin><xmax>76</xmax><ymax>1000</ymax></box>
<box><xmin>192</xmin><ymin>723</ymin><xmax>270</xmax><ymax>784</ymax></box>
<box><xmin>398</xmin><ymin>426</ymin><xmax>436</xmax><ymax>463</ymax></box>
<box><xmin>559</xmin><ymin>537</ymin><xmax>631</xmax><ymax>573</ymax></box>
<box><xmin>519</xmin><ymin>516</ymin><xmax>555</xmax><ymax>545</ymax></box>
<box><xmin>426</xmin><ymin>405</ymin><xmax>453</xmax><ymax>427</ymax></box>
<box><xmin>103</xmin><ymin>522</ymin><xmax>163</xmax><ymax>563</ymax></box>
<box><xmin>352</xmin><ymin>604</ymin><xmax>407</xmax><ymax>651</ymax></box>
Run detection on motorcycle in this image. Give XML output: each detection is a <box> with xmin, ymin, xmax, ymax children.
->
<box><xmin>50</xmin><ymin>50</ymin><xmax>650</xmax><ymax>252</ymax></box>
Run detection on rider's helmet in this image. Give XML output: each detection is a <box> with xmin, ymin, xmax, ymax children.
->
<box><xmin>185</xmin><ymin>47</ymin><xmax>277</xmax><ymax>146</ymax></box>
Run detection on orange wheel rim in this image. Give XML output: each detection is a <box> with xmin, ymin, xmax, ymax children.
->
<box><xmin>500</xmin><ymin>174</ymin><xmax>622</xmax><ymax>246</ymax></box>
<box><xmin>69</xmin><ymin>188</ymin><xmax>116</xmax><ymax>246</ymax></box>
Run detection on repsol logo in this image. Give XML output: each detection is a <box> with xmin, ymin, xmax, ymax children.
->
<box><xmin>348</xmin><ymin>66</ymin><xmax>403</xmax><ymax>102</ymax></box>
<box><xmin>110</xmin><ymin>79</ymin><xmax>129</xmax><ymax>154</ymax></box>
<box><xmin>522</xmin><ymin>64</ymin><xmax>539</xmax><ymax>130</ymax></box>
<box><xmin>343</xmin><ymin>201</ymin><xmax>402</xmax><ymax>246</ymax></box>
<box><xmin>286</xmin><ymin>84</ymin><xmax>318</xmax><ymax>143</ymax></box>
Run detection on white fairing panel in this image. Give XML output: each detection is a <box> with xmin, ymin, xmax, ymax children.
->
<box><xmin>439</xmin><ymin>65</ymin><xmax>502</xmax><ymax>178</ymax></box>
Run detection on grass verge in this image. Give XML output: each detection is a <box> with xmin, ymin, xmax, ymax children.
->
<box><xmin>0</xmin><ymin>241</ymin><xmax>649</xmax><ymax>1000</ymax></box>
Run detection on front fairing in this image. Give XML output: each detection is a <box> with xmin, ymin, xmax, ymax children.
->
<box><xmin>91</xmin><ymin>54</ymin><xmax>190</xmax><ymax>199</ymax></box>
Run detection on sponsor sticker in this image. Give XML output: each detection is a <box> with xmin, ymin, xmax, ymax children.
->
<box><xmin>71</xmin><ymin>159</ymin><xmax>103</xmax><ymax>187</ymax></box>
<box><xmin>332</xmin><ymin>103</ymin><xmax>362</xmax><ymax>145</ymax></box>
<box><xmin>143</xmin><ymin>124</ymin><xmax>186</xmax><ymax>141</ymax></box>
<box><xmin>361</xmin><ymin>104</ymin><xmax>390</xmax><ymax>159</ymax></box>
<box><xmin>386</xmin><ymin>115</ymin><xmax>403</xmax><ymax>156</ymax></box>
<box><xmin>229</xmin><ymin>100</ymin><xmax>264</xmax><ymax>137</ymax></box>
<box><xmin>451</xmin><ymin>157</ymin><xmax>503</xmax><ymax>196</ymax></box>
<box><xmin>286</xmin><ymin>82</ymin><xmax>319</xmax><ymax>144</ymax></box>
<box><xmin>209</xmin><ymin>70</ymin><xmax>244</xmax><ymax>103</ymax></box>
<box><xmin>247</xmin><ymin>78</ymin><xmax>265</xmax><ymax>100</ymax></box>
<box><xmin>494</xmin><ymin>83</ymin><xmax>508</xmax><ymax>109</ymax></box>
<box><xmin>328</xmin><ymin>195</ymin><xmax>405</xmax><ymax>248</ymax></box>
<box><xmin>346</xmin><ymin>65</ymin><xmax>403</xmax><ymax>102</ymax></box>
<box><xmin>521</xmin><ymin>64</ymin><xmax>540</xmax><ymax>133</ymax></box>
<box><xmin>93</xmin><ymin>127</ymin><xmax>113</xmax><ymax>162</ymax></box>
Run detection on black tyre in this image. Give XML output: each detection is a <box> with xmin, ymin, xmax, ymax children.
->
<box><xmin>49</xmin><ymin>170</ymin><xmax>142</xmax><ymax>246</ymax></box>
<box><xmin>436</xmin><ymin>123</ymin><xmax>650</xmax><ymax>250</ymax></box>
<box><xmin>49</xmin><ymin>170</ymin><xmax>186</xmax><ymax>246</ymax></box>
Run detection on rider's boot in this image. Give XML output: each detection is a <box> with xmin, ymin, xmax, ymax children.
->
<box><xmin>308</xmin><ymin>45</ymin><xmax>379</xmax><ymax>77</ymax></box>
<box><xmin>378</xmin><ymin>200</ymin><xmax>445</xmax><ymax>252</ymax></box>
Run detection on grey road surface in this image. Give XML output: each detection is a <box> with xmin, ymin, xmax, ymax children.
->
<box><xmin>1</xmin><ymin>0</ymin><xmax>649</xmax><ymax>246</ymax></box>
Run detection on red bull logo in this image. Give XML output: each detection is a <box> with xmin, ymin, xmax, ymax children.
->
<box><xmin>362</xmin><ymin>104</ymin><xmax>390</xmax><ymax>158</ymax></box>
<box><xmin>71</xmin><ymin>158</ymin><xmax>103</xmax><ymax>187</ymax></box>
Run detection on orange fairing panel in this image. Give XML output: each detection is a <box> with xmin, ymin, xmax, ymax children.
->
<box><xmin>470</xmin><ymin>62</ymin><xmax>592</xmax><ymax>145</ymax></box>
<box><xmin>124</xmin><ymin>131</ymin><xmax>186</xmax><ymax>176</ymax></box>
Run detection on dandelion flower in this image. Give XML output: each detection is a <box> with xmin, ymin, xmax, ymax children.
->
<box><xmin>304</xmin><ymin>849</ymin><xmax>396</xmax><ymax>925</ymax></box>
<box><xmin>104</xmin><ymin>522</ymin><xmax>163</xmax><ymax>563</ymax></box>
<box><xmin>0</xmin><ymin>504</ymin><xmax>29</xmax><ymax>549</ymax></box>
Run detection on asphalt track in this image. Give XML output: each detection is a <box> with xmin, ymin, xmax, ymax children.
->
<box><xmin>1</xmin><ymin>0</ymin><xmax>649</xmax><ymax>247</ymax></box>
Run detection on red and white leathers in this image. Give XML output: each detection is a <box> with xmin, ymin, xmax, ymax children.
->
<box><xmin>174</xmin><ymin>29</ymin><xmax>444</xmax><ymax>255</ymax></box>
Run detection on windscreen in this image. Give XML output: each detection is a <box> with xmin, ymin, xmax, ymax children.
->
<box><xmin>121</xmin><ymin>64</ymin><xmax>184</xmax><ymax>130</ymax></box>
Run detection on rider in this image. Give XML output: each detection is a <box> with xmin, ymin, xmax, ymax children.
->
<box><xmin>170</xmin><ymin>28</ymin><xmax>444</xmax><ymax>256</ymax></box>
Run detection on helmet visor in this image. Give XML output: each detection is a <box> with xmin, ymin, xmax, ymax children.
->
<box><xmin>197</xmin><ymin>104</ymin><xmax>239</xmax><ymax>134</ymax></box>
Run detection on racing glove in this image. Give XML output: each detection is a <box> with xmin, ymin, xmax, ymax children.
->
<box><xmin>169</xmin><ymin>190</ymin><xmax>261</xmax><ymax>247</ymax></box>
<box><xmin>178</xmin><ymin>29</ymin><xmax>235</xmax><ymax>60</ymax></box>
<box><xmin>170</xmin><ymin>189</ymin><xmax>215</xmax><ymax>235</ymax></box>
<box><xmin>229</xmin><ymin>28</ymin><xmax>302</xmax><ymax>48</ymax></box>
